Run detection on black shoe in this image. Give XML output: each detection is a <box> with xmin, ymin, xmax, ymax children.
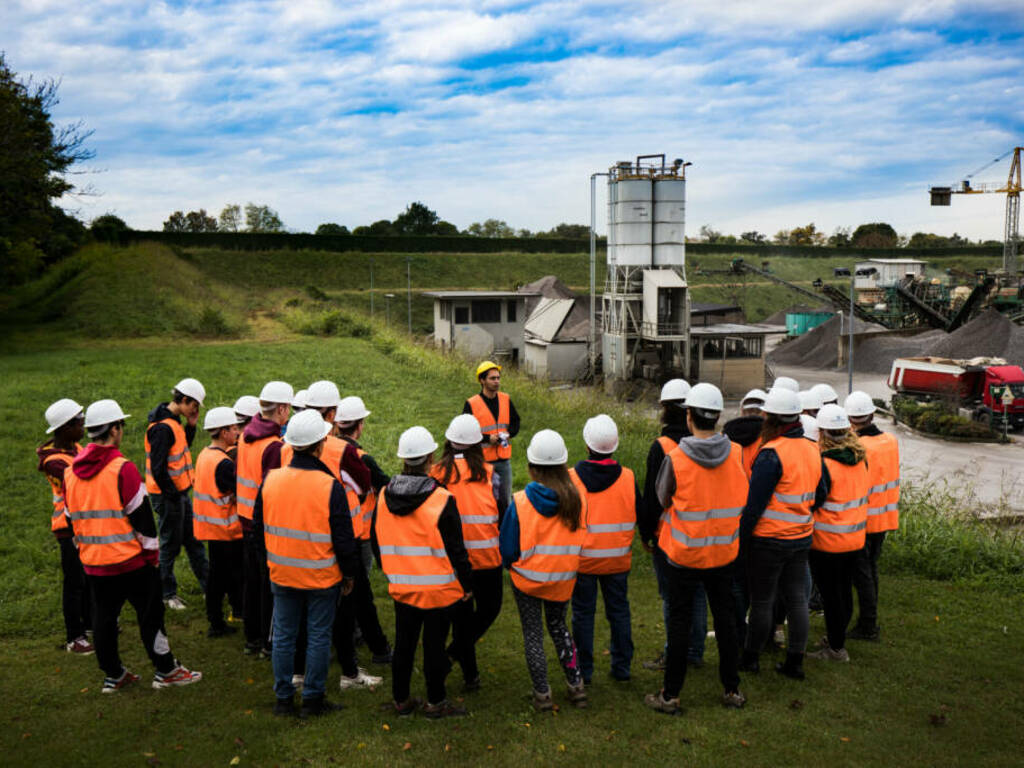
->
<box><xmin>393</xmin><ymin>697</ymin><xmax>421</xmax><ymax>716</ymax></box>
<box><xmin>208</xmin><ymin>624</ymin><xmax>238</xmax><ymax>638</ymax></box>
<box><xmin>300</xmin><ymin>697</ymin><xmax>344</xmax><ymax>718</ymax></box>
<box><xmin>847</xmin><ymin>625</ymin><xmax>880</xmax><ymax>642</ymax></box>
<box><xmin>244</xmin><ymin>640</ymin><xmax>261</xmax><ymax>656</ymax></box>
<box><xmin>422</xmin><ymin>699</ymin><xmax>468</xmax><ymax>719</ymax></box>
<box><xmin>775</xmin><ymin>652</ymin><xmax>805</xmax><ymax>681</ymax></box>
<box><xmin>371</xmin><ymin>644</ymin><xmax>393</xmax><ymax>665</ymax></box>
<box><xmin>738</xmin><ymin>650</ymin><xmax>760</xmax><ymax>673</ymax></box>
<box><xmin>464</xmin><ymin>676</ymin><xmax>481</xmax><ymax>692</ymax></box>
<box><xmin>273</xmin><ymin>697</ymin><xmax>297</xmax><ymax>717</ymax></box>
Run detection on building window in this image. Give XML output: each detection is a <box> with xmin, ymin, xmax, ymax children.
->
<box><xmin>455</xmin><ymin>306</ymin><xmax>469</xmax><ymax>324</ymax></box>
<box><xmin>472</xmin><ymin>300</ymin><xmax>501</xmax><ymax>323</ymax></box>
<box><xmin>507</xmin><ymin>300</ymin><xmax>517</xmax><ymax>323</ymax></box>
<box><xmin>439</xmin><ymin>302</ymin><xmax>450</xmax><ymax>320</ymax></box>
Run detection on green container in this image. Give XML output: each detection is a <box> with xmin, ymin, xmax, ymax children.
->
<box><xmin>786</xmin><ymin>311</ymin><xmax>834</xmax><ymax>336</ymax></box>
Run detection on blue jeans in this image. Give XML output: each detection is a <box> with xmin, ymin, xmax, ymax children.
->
<box><xmin>571</xmin><ymin>571</ymin><xmax>633</xmax><ymax>681</ymax></box>
<box><xmin>490</xmin><ymin>459</ymin><xmax>512</xmax><ymax>514</ymax></box>
<box><xmin>153</xmin><ymin>493</ymin><xmax>208</xmax><ymax>599</ymax></box>
<box><xmin>271</xmin><ymin>582</ymin><xmax>339</xmax><ymax>701</ymax></box>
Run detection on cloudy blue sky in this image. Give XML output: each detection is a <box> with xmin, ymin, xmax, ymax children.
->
<box><xmin>5</xmin><ymin>0</ymin><xmax>1023</xmax><ymax>240</ymax></box>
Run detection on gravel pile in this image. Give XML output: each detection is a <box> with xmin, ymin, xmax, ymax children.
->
<box><xmin>769</xmin><ymin>314</ymin><xmax>884</xmax><ymax>369</ymax></box>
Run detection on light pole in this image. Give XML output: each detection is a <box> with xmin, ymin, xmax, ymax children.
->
<box><xmin>589</xmin><ymin>171</ymin><xmax>609</xmax><ymax>374</ymax></box>
<box><xmin>385</xmin><ymin>293</ymin><xmax>395</xmax><ymax>326</ymax></box>
<box><xmin>369</xmin><ymin>257</ymin><xmax>374</xmax><ymax>317</ymax></box>
<box><xmin>406</xmin><ymin>255</ymin><xmax>412</xmax><ymax>335</ymax></box>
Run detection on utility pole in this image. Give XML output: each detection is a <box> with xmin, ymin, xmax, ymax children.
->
<box><xmin>385</xmin><ymin>293</ymin><xmax>395</xmax><ymax>325</ymax></box>
<box><xmin>848</xmin><ymin>270</ymin><xmax>855</xmax><ymax>394</ymax></box>
<box><xmin>406</xmin><ymin>254</ymin><xmax>412</xmax><ymax>335</ymax></box>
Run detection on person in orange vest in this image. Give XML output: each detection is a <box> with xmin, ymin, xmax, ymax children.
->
<box><xmin>738</xmin><ymin>387</ymin><xmax>827</xmax><ymax>681</ymax></box>
<box><xmin>723</xmin><ymin>389</ymin><xmax>767</xmax><ymax>479</ymax></box>
<box><xmin>430</xmin><ymin>414</ymin><xmax>504</xmax><ymax>691</ymax></box>
<box><xmin>66</xmin><ymin>399</ymin><xmax>201</xmax><ymax>692</ymax></box>
<box><xmin>844</xmin><ymin>391</ymin><xmax>898</xmax><ymax>642</ymax></box>
<box><xmin>253</xmin><ymin>409</ymin><xmax>359</xmax><ymax>718</ymax></box>
<box><xmin>500</xmin><ymin>429</ymin><xmax>588</xmax><ymax>712</ymax></box>
<box><xmin>193</xmin><ymin>406</ymin><xmax>244</xmax><ymax>638</ymax></box>
<box><xmin>463</xmin><ymin>361</ymin><xmax>519</xmax><ymax>512</ymax></box>
<box><xmin>145</xmin><ymin>377</ymin><xmax>209</xmax><ymax>611</ymax></box>
<box><xmin>37</xmin><ymin>398</ymin><xmax>92</xmax><ymax>654</ymax></box>
<box><xmin>374</xmin><ymin>426</ymin><xmax>473</xmax><ymax>719</ymax></box>
<box><xmin>232</xmin><ymin>395</ymin><xmax>260</xmax><ymax>436</ymax></box>
<box><xmin>646</xmin><ymin>383</ymin><xmax>748</xmax><ymax>714</ymax></box>
<box><xmin>570</xmin><ymin>414</ymin><xmax>640</xmax><ymax>684</ymax></box>
<box><xmin>237</xmin><ymin>380</ymin><xmax>293</xmax><ymax>657</ymax></box>
<box><xmin>807</xmin><ymin>405</ymin><xmax>870</xmax><ymax>662</ymax></box>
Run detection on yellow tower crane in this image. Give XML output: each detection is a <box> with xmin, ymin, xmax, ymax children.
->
<box><xmin>930</xmin><ymin>146</ymin><xmax>1022</xmax><ymax>276</ymax></box>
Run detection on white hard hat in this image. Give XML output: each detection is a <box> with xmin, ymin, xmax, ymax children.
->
<box><xmin>174</xmin><ymin>377</ymin><xmax>206</xmax><ymax>405</ymax></box>
<box><xmin>305</xmin><ymin>380</ymin><xmax>340</xmax><ymax>409</ymax></box>
<box><xmin>740</xmin><ymin>388</ymin><xmax>768</xmax><ymax>408</ymax></box>
<box><xmin>660</xmin><ymin>379</ymin><xmax>690</xmax><ymax>403</ymax></box>
<box><xmin>583</xmin><ymin>414</ymin><xmax>619</xmax><ymax>454</ymax></box>
<box><xmin>810</xmin><ymin>383</ymin><xmax>839</xmax><ymax>405</ymax></box>
<box><xmin>527</xmin><ymin>429</ymin><xmax>569</xmax><ymax>466</ymax></box>
<box><xmin>799</xmin><ymin>389</ymin><xmax>822</xmax><ymax>413</ymax></box>
<box><xmin>260</xmin><ymin>381</ymin><xmax>294</xmax><ymax>404</ymax></box>
<box><xmin>397</xmin><ymin>425</ymin><xmax>438</xmax><ymax>459</ymax></box>
<box><xmin>773</xmin><ymin>376</ymin><xmax>800</xmax><ymax>393</ymax></box>
<box><xmin>84</xmin><ymin>399</ymin><xmax>130</xmax><ymax>429</ymax></box>
<box><xmin>45</xmin><ymin>398</ymin><xmax>83</xmax><ymax>434</ymax></box>
<box><xmin>233</xmin><ymin>395</ymin><xmax>260</xmax><ymax>418</ymax></box>
<box><xmin>336</xmin><ymin>395</ymin><xmax>372</xmax><ymax>423</ymax></box>
<box><xmin>816</xmin><ymin>403</ymin><xmax>851</xmax><ymax>431</ymax></box>
<box><xmin>283</xmin><ymin>409</ymin><xmax>332</xmax><ymax>447</ymax></box>
<box><xmin>204</xmin><ymin>406</ymin><xmax>241</xmax><ymax>431</ymax></box>
<box><xmin>685</xmin><ymin>383</ymin><xmax>724</xmax><ymax>414</ymax></box>
<box><xmin>292</xmin><ymin>389</ymin><xmax>309</xmax><ymax>409</ymax></box>
<box><xmin>844</xmin><ymin>391</ymin><xmax>876</xmax><ymax>418</ymax></box>
<box><xmin>445</xmin><ymin>414</ymin><xmax>483</xmax><ymax>446</ymax></box>
<box><xmin>800</xmin><ymin>413</ymin><xmax>820</xmax><ymax>442</ymax></box>
<box><xmin>761</xmin><ymin>388</ymin><xmax>802</xmax><ymax>416</ymax></box>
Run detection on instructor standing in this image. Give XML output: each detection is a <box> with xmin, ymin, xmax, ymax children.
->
<box><xmin>463</xmin><ymin>361</ymin><xmax>520</xmax><ymax>512</ymax></box>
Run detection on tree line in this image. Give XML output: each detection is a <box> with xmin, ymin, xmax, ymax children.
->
<box><xmin>697</xmin><ymin>222</ymin><xmax>998</xmax><ymax>249</ymax></box>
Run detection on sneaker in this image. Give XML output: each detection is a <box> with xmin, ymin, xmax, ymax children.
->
<box><xmin>273</xmin><ymin>697</ymin><xmax>297</xmax><ymax>717</ymax></box>
<box><xmin>847</xmin><ymin>625</ymin><xmax>880</xmax><ymax>642</ymax></box>
<box><xmin>163</xmin><ymin>595</ymin><xmax>187</xmax><ymax>611</ymax></box>
<box><xmin>393</xmin><ymin>697</ymin><xmax>421</xmax><ymax>716</ymax></box>
<box><xmin>66</xmin><ymin>636</ymin><xmax>94</xmax><ymax>655</ymax></box>
<box><xmin>644</xmin><ymin>690</ymin><xmax>681</xmax><ymax>715</ymax></box>
<box><xmin>422</xmin><ymin>699</ymin><xmax>468</xmax><ymax>719</ymax></box>
<box><xmin>300</xmin><ymin>697</ymin><xmax>344</xmax><ymax>718</ymax></box>
<box><xmin>339</xmin><ymin>668</ymin><xmax>382</xmax><ymax>690</ymax></box>
<box><xmin>371</xmin><ymin>645</ymin><xmax>393</xmax><ymax>665</ymax></box>
<box><xmin>244</xmin><ymin>640</ymin><xmax>261</xmax><ymax>656</ymax></box>
<box><xmin>152</xmin><ymin>665</ymin><xmax>203</xmax><ymax>689</ymax></box>
<box><xmin>101</xmin><ymin>669</ymin><xmax>140</xmax><ymax>694</ymax></box>
<box><xmin>292</xmin><ymin>674</ymin><xmax>304</xmax><ymax>691</ymax></box>
<box><xmin>463</xmin><ymin>676</ymin><xmax>481</xmax><ymax>692</ymax></box>
<box><xmin>722</xmin><ymin>690</ymin><xmax>747</xmax><ymax>708</ymax></box>
<box><xmin>807</xmin><ymin>642</ymin><xmax>850</xmax><ymax>662</ymax></box>
<box><xmin>642</xmin><ymin>652</ymin><xmax>666</xmax><ymax>671</ymax></box>
<box><xmin>566</xmin><ymin>681</ymin><xmax>588</xmax><ymax>709</ymax></box>
<box><xmin>207</xmin><ymin>624</ymin><xmax>237</xmax><ymax>638</ymax></box>
<box><xmin>532</xmin><ymin>688</ymin><xmax>554</xmax><ymax>711</ymax></box>
<box><xmin>773</xmin><ymin>627</ymin><xmax>786</xmax><ymax>646</ymax></box>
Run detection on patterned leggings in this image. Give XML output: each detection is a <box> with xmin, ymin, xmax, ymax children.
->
<box><xmin>512</xmin><ymin>586</ymin><xmax>582</xmax><ymax>693</ymax></box>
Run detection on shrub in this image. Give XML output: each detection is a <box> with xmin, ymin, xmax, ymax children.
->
<box><xmin>189</xmin><ymin>306</ymin><xmax>235</xmax><ymax>337</ymax></box>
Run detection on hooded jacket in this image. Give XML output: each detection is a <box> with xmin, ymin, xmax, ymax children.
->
<box><xmin>146</xmin><ymin>403</ymin><xmax>197</xmax><ymax>500</ymax></box>
<box><xmin>722</xmin><ymin>415</ymin><xmax>763</xmax><ymax>447</ymax></box>
<box><xmin>371</xmin><ymin>473</ymin><xmax>473</xmax><ymax>592</ymax></box>
<box><xmin>243</xmin><ymin>413</ymin><xmax>285</xmax><ymax>479</ymax></box>
<box><xmin>653</xmin><ymin>433</ymin><xmax>736</xmax><ymax>510</ymax></box>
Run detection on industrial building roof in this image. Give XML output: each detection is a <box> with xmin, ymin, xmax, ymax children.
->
<box><xmin>423</xmin><ymin>290</ymin><xmax>539</xmax><ymax>298</ymax></box>
<box><xmin>524</xmin><ymin>298</ymin><xmax>575</xmax><ymax>342</ymax></box>
<box><xmin>691</xmin><ymin>302</ymin><xmax>742</xmax><ymax>313</ymax></box>
<box><xmin>690</xmin><ymin>323</ymin><xmax>787</xmax><ymax>336</ymax></box>
<box><xmin>855</xmin><ymin>258</ymin><xmax>927</xmax><ymax>265</ymax></box>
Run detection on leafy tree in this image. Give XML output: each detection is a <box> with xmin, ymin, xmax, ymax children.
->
<box><xmin>539</xmin><ymin>223</ymin><xmax>589</xmax><ymax>239</ymax></box>
<box><xmin>851</xmin><ymin>222</ymin><xmax>898</xmax><ymax>248</ymax></box>
<box><xmin>90</xmin><ymin>214</ymin><xmax>128</xmax><ymax>242</ymax></box>
<box><xmin>185</xmin><ymin>209</ymin><xmax>217</xmax><ymax>232</ymax></box>
<box><xmin>772</xmin><ymin>229</ymin><xmax>791</xmax><ymax>245</ymax></box>
<box><xmin>352</xmin><ymin>219</ymin><xmax>395</xmax><ymax>236</ymax></box>
<box><xmin>164</xmin><ymin>211</ymin><xmax>187</xmax><ymax>232</ymax></box>
<box><xmin>393</xmin><ymin>201</ymin><xmax>440</xmax><ymax>235</ymax></box>
<box><xmin>740</xmin><ymin>231</ymin><xmax>766</xmax><ymax>244</ymax></box>
<box><xmin>787</xmin><ymin>223</ymin><xmax>825</xmax><ymax>246</ymax></box>
<box><xmin>699</xmin><ymin>224</ymin><xmax>723</xmax><ymax>243</ymax></box>
<box><xmin>218</xmin><ymin>204</ymin><xmax>242</xmax><ymax>232</ymax></box>
<box><xmin>466</xmin><ymin>218</ymin><xmax>515</xmax><ymax>238</ymax></box>
<box><xmin>244</xmin><ymin>203</ymin><xmax>283</xmax><ymax>233</ymax></box>
<box><xmin>316</xmin><ymin>222</ymin><xmax>349</xmax><ymax>236</ymax></box>
<box><xmin>434</xmin><ymin>220</ymin><xmax>459</xmax><ymax>236</ymax></box>
<box><xmin>828</xmin><ymin>227</ymin><xmax>852</xmax><ymax>247</ymax></box>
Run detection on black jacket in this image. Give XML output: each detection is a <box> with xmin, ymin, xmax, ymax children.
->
<box><xmin>723</xmin><ymin>415</ymin><xmax>763</xmax><ymax>447</ymax></box>
<box><xmin>640</xmin><ymin>424</ymin><xmax>690</xmax><ymax>543</ymax></box>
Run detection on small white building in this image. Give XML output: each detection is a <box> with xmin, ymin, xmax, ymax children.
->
<box><xmin>522</xmin><ymin>297</ymin><xmax>590</xmax><ymax>381</ymax></box>
<box><xmin>855</xmin><ymin>259</ymin><xmax>927</xmax><ymax>289</ymax></box>
<box><xmin>425</xmin><ymin>290</ymin><xmax>538</xmax><ymax>363</ymax></box>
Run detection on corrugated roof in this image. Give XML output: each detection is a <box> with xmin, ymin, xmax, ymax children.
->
<box><xmin>524</xmin><ymin>298</ymin><xmax>574</xmax><ymax>342</ymax></box>
<box><xmin>423</xmin><ymin>290</ymin><xmax>538</xmax><ymax>298</ymax></box>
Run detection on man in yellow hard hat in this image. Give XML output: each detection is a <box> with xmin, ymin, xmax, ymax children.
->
<box><xmin>463</xmin><ymin>361</ymin><xmax>519</xmax><ymax>511</ymax></box>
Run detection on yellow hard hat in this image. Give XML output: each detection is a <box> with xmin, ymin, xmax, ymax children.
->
<box><xmin>476</xmin><ymin>360</ymin><xmax>501</xmax><ymax>378</ymax></box>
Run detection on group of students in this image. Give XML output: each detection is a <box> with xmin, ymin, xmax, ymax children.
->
<box><xmin>38</xmin><ymin>360</ymin><xmax>899</xmax><ymax>718</ymax></box>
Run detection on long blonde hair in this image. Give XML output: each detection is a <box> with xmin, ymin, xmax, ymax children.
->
<box><xmin>818</xmin><ymin>428</ymin><xmax>866</xmax><ymax>463</ymax></box>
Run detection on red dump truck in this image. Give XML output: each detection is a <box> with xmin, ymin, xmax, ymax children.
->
<box><xmin>888</xmin><ymin>357</ymin><xmax>1024</xmax><ymax>431</ymax></box>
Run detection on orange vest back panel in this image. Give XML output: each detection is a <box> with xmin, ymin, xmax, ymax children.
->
<box><xmin>753</xmin><ymin>435</ymin><xmax>821</xmax><ymax>541</ymax></box>
<box><xmin>510</xmin><ymin>488</ymin><xmax>586</xmax><ymax>601</ymax></box>
<box><xmin>573</xmin><ymin>466</ymin><xmax>636</xmax><ymax>575</ymax></box>
<box><xmin>468</xmin><ymin>393</ymin><xmax>512</xmax><ymax>461</ymax></box>
<box><xmin>236</xmin><ymin>435</ymin><xmax>280</xmax><ymax>520</ymax></box>
<box><xmin>741</xmin><ymin>441</ymin><xmax>759</xmax><ymax>479</ymax></box>
<box><xmin>193</xmin><ymin>446</ymin><xmax>241</xmax><ymax>541</ymax></box>
<box><xmin>813</xmin><ymin>456</ymin><xmax>870</xmax><ymax>552</ymax></box>
<box><xmin>65</xmin><ymin>456</ymin><xmax>143</xmax><ymax>567</ymax></box>
<box><xmin>859</xmin><ymin>431</ymin><xmax>900</xmax><ymax>533</ymax></box>
<box><xmin>42</xmin><ymin>445</ymin><xmax>79</xmax><ymax>533</ymax></box>
<box><xmin>144</xmin><ymin>417</ymin><xmax>194</xmax><ymax>494</ymax></box>
<box><xmin>431</xmin><ymin>458</ymin><xmax>501</xmax><ymax>569</ymax></box>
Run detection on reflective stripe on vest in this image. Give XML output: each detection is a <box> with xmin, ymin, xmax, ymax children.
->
<box><xmin>64</xmin><ymin>455</ymin><xmax>143</xmax><ymax>567</ymax></box>
<box><xmin>658</xmin><ymin>442</ymin><xmax>747</xmax><ymax>569</ymax></box>
<box><xmin>430</xmin><ymin>457</ymin><xmax>501</xmax><ymax>569</ymax></box>
<box><xmin>468</xmin><ymin>393</ymin><xmax>512</xmax><ymax>461</ymax></box>
<box><xmin>753</xmin><ymin>436</ymin><xmax>821</xmax><ymax>541</ymax></box>
<box><xmin>144</xmin><ymin>417</ymin><xmax>194</xmax><ymax>493</ymax></box>
<box><xmin>377</xmin><ymin>486</ymin><xmax>464</xmax><ymax>608</ymax></box>
<box><xmin>812</xmin><ymin>456</ymin><xmax>870</xmax><ymax>553</ymax></box>
<box><xmin>284</xmin><ymin>436</ymin><xmax>361</xmax><ymax>539</ymax></box>
<box><xmin>509</xmin><ymin>487</ymin><xmax>587</xmax><ymax>601</ymax></box>
<box><xmin>193</xmin><ymin>446</ymin><xmax>241</xmax><ymax>541</ymax></box>
<box><xmin>42</xmin><ymin>447</ymin><xmax>78</xmax><ymax>534</ymax></box>
<box><xmin>573</xmin><ymin>465</ymin><xmax>636</xmax><ymax>575</ymax></box>
<box><xmin>261</xmin><ymin>466</ymin><xmax>342</xmax><ymax>589</ymax></box>
<box><xmin>235</xmin><ymin>434</ymin><xmax>280</xmax><ymax>520</ymax></box>
<box><xmin>859</xmin><ymin>431</ymin><xmax>900</xmax><ymax>534</ymax></box>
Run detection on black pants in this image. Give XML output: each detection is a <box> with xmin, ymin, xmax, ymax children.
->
<box><xmin>663</xmin><ymin>561</ymin><xmax>740</xmax><ymax>698</ymax></box>
<box><xmin>206</xmin><ymin>539</ymin><xmax>243</xmax><ymax>629</ymax></box>
<box><xmin>809</xmin><ymin>549</ymin><xmax>859</xmax><ymax>651</ymax></box>
<box><xmin>450</xmin><ymin>566</ymin><xmax>504</xmax><ymax>681</ymax></box>
<box><xmin>242</xmin><ymin>525</ymin><xmax>272</xmax><ymax>649</ymax></box>
<box><xmin>90</xmin><ymin>565</ymin><xmax>175</xmax><ymax>678</ymax></box>
<box><xmin>58</xmin><ymin>536</ymin><xmax>91</xmax><ymax>642</ymax></box>
<box><xmin>392</xmin><ymin>600</ymin><xmax>453</xmax><ymax>705</ymax></box>
<box><xmin>745</xmin><ymin>538</ymin><xmax>809</xmax><ymax>656</ymax></box>
<box><xmin>851</xmin><ymin>531</ymin><xmax>886</xmax><ymax>630</ymax></box>
<box><xmin>350</xmin><ymin>560</ymin><xmax>389</xmax><ymax>655</ymax></box>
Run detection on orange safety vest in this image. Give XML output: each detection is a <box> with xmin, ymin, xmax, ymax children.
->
<box><xmin>281</xmin><ymin>435</ymin><xmax>364</xmax><ymax>537</ymax></box>
<box><xmin>64</xmin><ymin>456</ymin><xmax>143</xmax><ymax>567</ymax></box>
<box><xmin>377</xmin><ymin>486</ymin><xmax>464</xmax><ymax>609</ymax></box>
<box><xmin>193</xmin><ymin>446</ymin><xmax>241</xmax><ymax>541</ymax></box>
<box><xmin>144</xmin><ymin>417</ymin><xmax>194</xmax><ymax>494</ymax></box>
<box><xmin>468</xmin><ymin>393</ymin><xmax>512</xmax><ymax>462</ymax></box>
<box><xmin>659</xmin><ymin>442</ymin><xmax>748</xmax><ymax>570</ymax></box>
<box><xmin>261</xmin><ymin>466</ymin><xmax>342</xmax><ymax>590</ymax></box>
<box><xmin>859</xmin><ymin>431</ymin><xmax>900</xmax><ymax>534</ymax></box>
<box><xmin>509</xmin><ymin>486</ymin><xmax>587</xmax><ymax>601</ymax></box>
<box><xmin>813</xmin><ymin>457</ymin><xmax>870</xmax><ymax>552</ymax></box>
<box><xmin>41</xmin><ymin>444</ymin><xmax>80</xmax><ymax>533</ymax></box>
<box><xmin>236</xmin><ymin>434</ymin><xmax>280</xmax><ymax>520</ymax></box>
<box><xmin>572</xmin><ymin>465</ymin><xmax>636</xmax><ymax>575</ymax></box>
<box><xmin>431</xmin><ymin>457</ymin><xmax>501</xmax><ymax>570</ymax></box>
<box><xmin>355</xmin><ymin>447</ymin><xmax>376</xmax><ymax>541</ymax></box>
<box><xmin>654</xmin><ymin>436</ymin><xmax>677</xmax><ymax>537</ymax></box>
<box><xmin>753</xmin><ymin>436</ymin><xmax>822</xmax><ymax>541</ymax></box>
<box><xmin>741</xmin><ymin>441</ymin><xmax>759</xmax><ymax>479</ymax></box>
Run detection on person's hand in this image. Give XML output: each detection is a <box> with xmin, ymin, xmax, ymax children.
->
<box><xmin>460</xmin><ymin>591</ymin><xmax>473</xmax><ymax>602</ymax></box>
<box><xmin>489</xmin><ymin>433</ymin><xmax>500</xmax><ymax>445</ymax></box>
<box><xmin>186</xmin><ymin>408</ymin><xmax>200</xmax><ymax>427</ymax></box>
<box><xmin>341</xmin><ymin>577</ymin><xmax>355</xmax><ymax>596</ymax></box>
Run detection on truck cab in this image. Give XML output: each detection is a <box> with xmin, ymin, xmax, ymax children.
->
<box><xmin>982</xmin><ymin>365</ymin><xmax>1024</xmax><ymax>431</ymax></box>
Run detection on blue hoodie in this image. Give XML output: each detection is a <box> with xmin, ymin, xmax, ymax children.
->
<box><xmin>499</xmin><ymin>481</ymin><xmax>561</xmax><ymax>569</ymax></box>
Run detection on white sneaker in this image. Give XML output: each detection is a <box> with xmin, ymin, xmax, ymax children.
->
<box><xmin>339</xmin><ymin>668</ymin><xmax>382</xmax><ymax>690</ymax></box>
<box><xmin>164</xmin><ymin>596</ymin><xmax>187</xmax><ymax>611</ymax></box>
<box><xmin>292</xmin><ymin>674</ymin><xmax>304</xmax><ymax>691</ymax></box>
